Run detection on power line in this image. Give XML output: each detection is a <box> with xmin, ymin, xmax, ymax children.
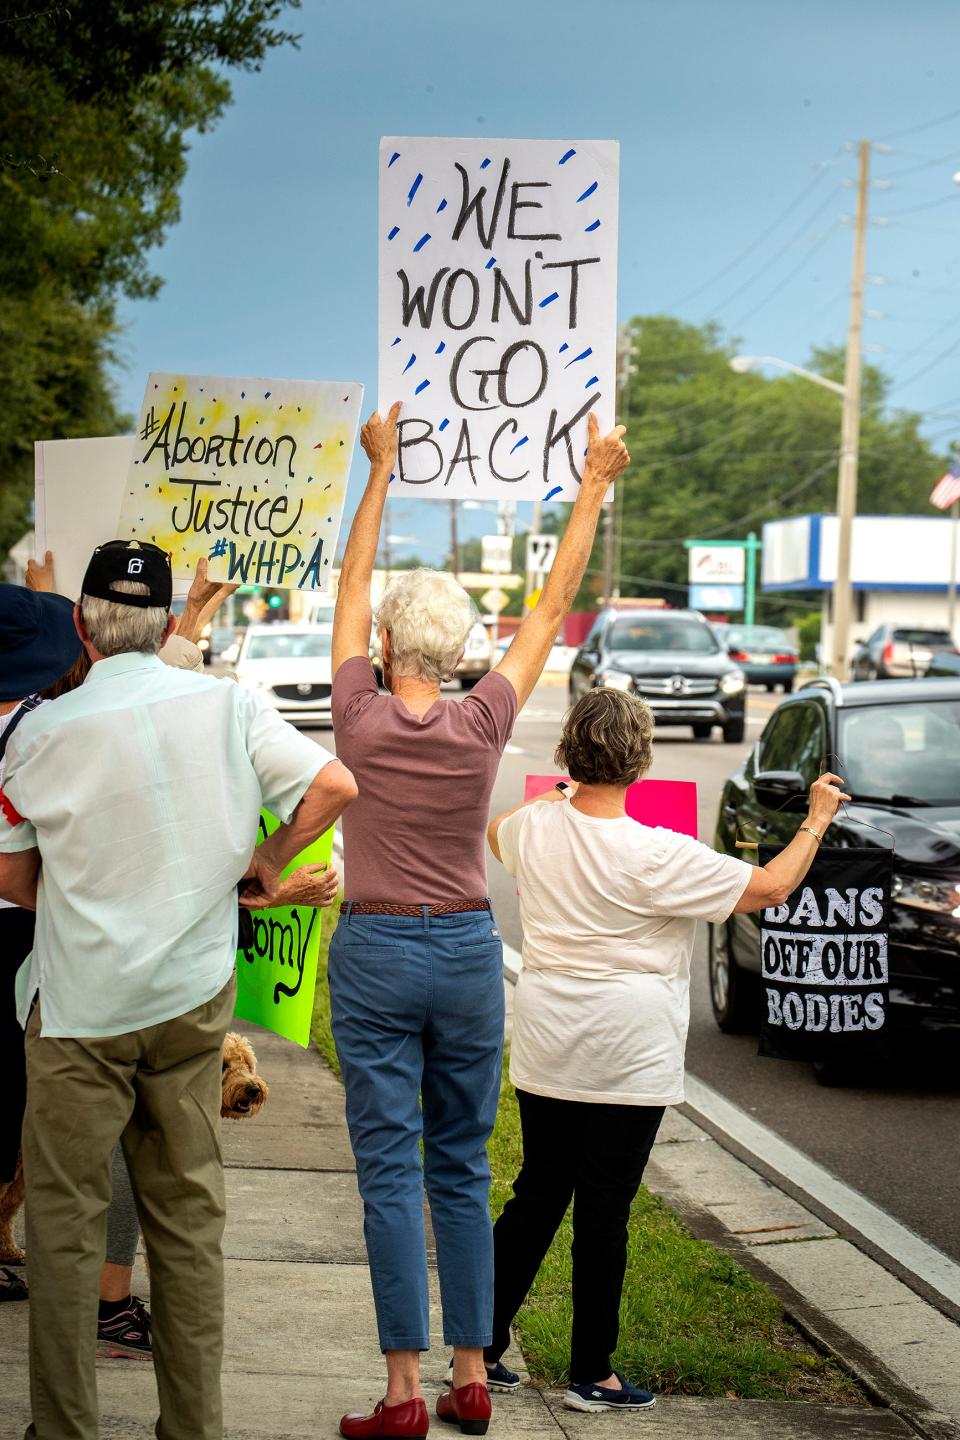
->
<box><xmin>731</xmin><ymin>220</ymin><xmax>844</xmax><ymax>330</ymax></box>
<box><xmin>878</xmin><ymin>106</ymin><xmax>960</xmax><ymax>143</ymax></box>
<box><xmin>707</xmin><ymin>186</ymin><xmax>843</xmax><ymax>319</ymax></box>
<box><xmin>666</xmin><ymin>159</ymin><xmax>837</xmax><ymax>310</ymax></box>
<box><xmin>881</xmin><ymin>148</ymin><xmax>960</xmax><ymax>180</ymax></box>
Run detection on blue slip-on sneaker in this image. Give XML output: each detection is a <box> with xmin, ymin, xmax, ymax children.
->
<box><xmin>445</xmin><ymin>1359</ymin><xmax>521</xmax><ymax>1392</ymax></box>
<box><xmin>563</xmin><ymin>1372</ymin><xmax>656</xmax><ymax>1412</ymax></box>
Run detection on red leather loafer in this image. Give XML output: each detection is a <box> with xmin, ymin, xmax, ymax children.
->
<box><xmin>340</xmin><ymin>1397</ymin><xmax>429</xmax><ymax>1438</ymax></box>
<box><xmin>436</xmin><ymin>1383</ymin><xmax>491</xmax><ymax>1435</ymax></box>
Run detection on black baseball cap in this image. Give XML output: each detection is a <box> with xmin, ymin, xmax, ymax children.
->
<box><xmin>81</xmin><ymin>541</ymin><xmax>173</xmax><ymax>610</ymax></box>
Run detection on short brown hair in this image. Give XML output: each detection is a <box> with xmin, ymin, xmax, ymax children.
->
<box><xmin>555</xmin><ymin>688</ymin><xmax>654</xmax><ymax>787</ymax></box>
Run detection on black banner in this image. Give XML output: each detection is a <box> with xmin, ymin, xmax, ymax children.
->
<box><xmin>758</xmin><ymin>846</ymin><xmax>892</xmax><ymax>1061</ymax></box>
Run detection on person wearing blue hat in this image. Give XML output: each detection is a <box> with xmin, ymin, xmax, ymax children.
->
<box><xmin>0</xmin><ymin>585</ymin><xmax>84</xmax><ymax>1304</ymax></box>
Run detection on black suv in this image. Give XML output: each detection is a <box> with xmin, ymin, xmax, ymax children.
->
<box><xmin>709</xmin><ymin>676</ymin><xmax>960</xmax><ymax>1050</ymax></box>
<box><xmin>569</xmin><ymin>609</ymin><xmax>747</xmax><ymax>742</ymax></box>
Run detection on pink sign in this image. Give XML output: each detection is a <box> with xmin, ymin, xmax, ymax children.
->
<box><xmin>523</xmin><ymin>776</ymin><xmax>698</xmax><ymax>838</ymax></box>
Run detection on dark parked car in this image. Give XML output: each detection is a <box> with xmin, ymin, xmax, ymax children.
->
<box><xmin>851</xmin><ymin>624</ymin><xmax>957</xmax><ymax>681</ymax></box>
<box><xmin>712</xmin><ymin>623</ymin><xmax>799</xmax><ymax>693</ymax></box>
<box><xmin>569</xmin><ymin>608</ymin><xmax>747</xmax><ymax>742</ymax></box>
<box><xmin>709</xmin><ymin>676</ymin><xmax>960</xmax><ymax>1073</ymax></box>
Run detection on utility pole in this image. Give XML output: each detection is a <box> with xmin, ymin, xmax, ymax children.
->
<box><xmin>601</xmin><ymin>323</ymin><xmax>633</xmax><ymax>603</ymax></box>
<box><xmin>449</xmin><ymin>499</ymin><xmax>459</xmax><ymax>582</ymax></box>
<box><xmin>949</xmin><ymin>499</ymin><xmax>958</xmax><ymax>634</ymax></box>
<box><xmin>830</xmin><ymin>139</ymin><xmax>870</xmax><ymax>681</ymax></box>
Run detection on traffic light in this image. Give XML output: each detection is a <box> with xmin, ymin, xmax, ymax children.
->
<box><xmin>267</xmin><ymin>593</ymin><xmax>282</xmax><ymax>608</ymax></box>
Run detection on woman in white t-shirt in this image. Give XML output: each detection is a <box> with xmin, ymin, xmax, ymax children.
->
<box><xmin>486</xmin><ymin>687</ymin><xmax>848</xmax><ymax>1415</ymax></box>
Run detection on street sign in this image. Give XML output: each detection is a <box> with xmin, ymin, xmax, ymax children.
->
<box><xmin>688</xmin><ymin>544</ymin><xmax>745</xmax><ymax>585</ymax></box>
<box><xmin>689</xmin><ymin>583</ymin><xmax>744</xmax><ymax>611</ymax></box>
<box><xmin>526</xmin><ymin>533</ymin><xmax>558</xmax><ymax>576</ymax></box>
<box><xmin>481</xmin><ymin>534</ymin><xmax>513</xmax><ymax>575</ymax></box>
<box><xmin>480</xmin><ymin>587</ymin><xmax>510</xmax><ymax>613</ymax></box>
<box><xmin>524</xmin><ymin>587</ymin><xmax>543</xmax><ymax>611</ymax></box>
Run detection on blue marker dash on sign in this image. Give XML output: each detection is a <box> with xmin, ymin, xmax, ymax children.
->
<box><xmin>388</xmin><ymin>225</ymin><xmax>400</xmax><ymax>241</ymax></box>
<box><xmin>388</xmin><ymin>151</ymin><xmax>401</xmax><ymax>167</ymax></box>
<box><xmin>392</xmin><ymin>336</ymin><xmax>401</xmax><ymax>346</ymax></box>
<box><xmin>435</xmin><ymin>341</ymin><xmax>445</xmax><ymax>354</ymax></box>
<box><xmin>485</xmin><ymin>256</ymin><xmax>497</xmax><ymax>269</ymax></box>
<box><xmin>407</xmin><ymin>173</ymin><xmax>423</xmax><ymax>205</ymax></box>
<box><xmin>565</xmin><ymin>347</ymin><xmax>593</xmax><ymax>368</ymax></box>
<box><xmin>576</xmin><ymin>181</ymin><xmax>598</xmax><ymax>203</ymax></box>
<box><xmin>437</xmin><ymin>198</ymin><xmax>447</xmax><ymax>212</ymax></box>
<box><xmin>584</xmin><ymin>375</ymin><xmax>599</xmax><ymax>388</ymax></box>
<box><xmin>415</xmin><ymin>379</ymin><xmax>430</xmax><ymax>395</ymax></box>
<box><xmin>510</xmin><ymin>436</ymin><xmax>529</xmax><ymax>455</ymax></box>
<box><xmin>544</xmin><ymin>486</ymin><xmax>563</xmax><ymax>501</ymax></box>
<box><xmin>559</xmin><ymin>148</ymin><xmax>576</xmax><ymax>165</ymax></box>
<box><xmin>539</xmin><ymin>292</ymin><xmax>560</xmax><ymax>308</ymax></box>
<box><xmin>585</xmin><ymin>219</ymin><xmax>601</xmax><ymax>232</ymax></box>
<box><xmin>480</xmin><ymin>157</ymin><xmax>491</xmax><ymax>169</ymax></box>
<box><xmin>559</xmin><ymin>342</ymin><xmax>569</xmax><ymax>353</ymax></box>
<box><xmin>413</xmin><ymin>232</ymin><xmax>431</xmax><ymax>252</ymax></box>
<box><xmin>439</xmin><ymin>418</ymin><xmax>450</xmax><ymax>432</ymax></box>
<box><xmin>403</xmin><ymin>353</ymin><xmax>417</xmax><ymax>374</ymax></box>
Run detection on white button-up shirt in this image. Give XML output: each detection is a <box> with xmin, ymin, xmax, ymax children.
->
<box><xmin>0</xmin><ymin>652</ymin><xmax>333</xmax><ymax>1037</ymax></box>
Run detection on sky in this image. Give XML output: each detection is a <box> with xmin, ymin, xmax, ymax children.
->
<box><xmin>113</xmin><ymin>0</ymin><xmax>960</xmax><ymax>564</ymax></box>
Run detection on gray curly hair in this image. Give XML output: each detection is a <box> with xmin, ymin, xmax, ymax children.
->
<box><xmin>375</xmin><ymin>568</ymin><xmax>476</xmax><ymax>684</ymax></box>
<box><xmin>555</xmin><ymin>688</ymin><xmax>655</xmax><ymax>787</ymax></box>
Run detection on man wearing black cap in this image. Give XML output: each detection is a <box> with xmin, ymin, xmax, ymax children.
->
<box><xmin>0</xmin><ymin>540</ymin><xmax>358</xmax><ymax>1440</ymax></box>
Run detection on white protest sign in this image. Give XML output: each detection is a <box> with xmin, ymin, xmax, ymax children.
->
<box><xmin>35</xmin><ymin>436</ymin><xmax>132</xmax><ymax>601</ymax></box>
<box><xmin>526</xmin><ymin>533</ymin><xmax>557</xmax><ymax>576</ymax></box>
<box><xmin>379</xmin><ymin>137</ymin><xmax>619</xmax><ymax>502</ymax></box>
<box><xmin>119</xmin><ymin>373</ymin><xmax>364</xmax><ymax>591</ymax></box>
<box><xmin>481</xmin><ymin>534</ymin><xmax>513</xmax><ymax>574</ymax></box>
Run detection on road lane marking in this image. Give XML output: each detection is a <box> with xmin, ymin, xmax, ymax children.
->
<box><xmin>682</xmin><ymin>1073</ymin><xmax>960</xmax><ymax>1311</ymax></box>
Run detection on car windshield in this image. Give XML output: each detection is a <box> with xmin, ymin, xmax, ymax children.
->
<box><xmin>725</xmin><ymin>626</ymin><xmax>789</xmax><ymax>650</ymax></box>
<box><xmin>892</xmin><ymin>629</ymin><xmax>953</xmax><ymax>646</ymax></box>
<box><xmin>245</xmin><ymin>630</ymin><xmax>332</xmax><ymax>661</ymax></box>
<box><xmin>838</xmin><ymin>700</ymin><xmax>960</xmax><ymax>805</ymax></box>
<box><xmin>608</xmin><ymin>618</ymin><xmax>719</xmax><ymax>654</ymax></box>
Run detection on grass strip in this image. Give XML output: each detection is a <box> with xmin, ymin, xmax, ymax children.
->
<box><xmin>310</xmin><ymin>918</ymin><xmax>863</xmax><ymax>1403</ymax></box>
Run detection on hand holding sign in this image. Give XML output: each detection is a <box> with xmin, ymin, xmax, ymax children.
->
<box><xmin>582</xmin><ymin>414</ymin><xmax>629</xmax><ymax>491</ymax></box>
<box><xmin>360</xmin><ymin>401</ymin><xmax>403</xmax><ymax>473</ymax></box>
<box><xmin>807</xmin><ymin>772</ymin><xmax>851</xmax><ymax>832</ymax></box>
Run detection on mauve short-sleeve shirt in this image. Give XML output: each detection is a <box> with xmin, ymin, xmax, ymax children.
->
<box><xmin>332</xmin><ymin>656</ymin><xmax>517</xmax><ymax>902</ymax></box>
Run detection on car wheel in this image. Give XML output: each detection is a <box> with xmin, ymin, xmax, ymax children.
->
<box><xmin>692</xmin><ymin>722</ymin><xmax>712</xmax><ymax>739</ymax></box>
<box><xmin>782</xmin><ymin>678</ymin><xmax>794</xmax><ymax>694</ymax></box>
<box><xmin>708</xmin><ymin>921</ymin><xmax>756</xmax><ymax>1033</ymax></box>
<box><xmin>460</xmin><ymin>676</ymin><xmax>479</xmax><ymax>690</ymax></box>
<box><xmin>723</xmin><ymin>716</ymin><xmax>746</xmax><ymax>743</ymax></box>
<box><xmin>766</xmin><ymin>683</ymin><xmax>775</xmax><ymax>692</ymax></box>
<box><xmin>867</xmin><ymin>666</ymin><xmax>879</xmax><ymax>681</ymax></box>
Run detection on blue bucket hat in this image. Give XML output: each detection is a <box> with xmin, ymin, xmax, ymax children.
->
<box><xmin>0</xmin><ymin>585</ymin><xmax>83</xmax><ymax>702</ymax></box>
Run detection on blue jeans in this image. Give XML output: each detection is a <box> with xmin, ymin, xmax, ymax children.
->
<box><xmin>328</xmin><ymin>907</ymin><xmax>505</xmax><ymax>1351</ymax></box>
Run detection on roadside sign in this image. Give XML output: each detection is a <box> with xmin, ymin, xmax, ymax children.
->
<box><xmin>481</xmin><ymin>534</ymin><xmax>513</xmax><ymax>575</ymax></box>
<box><xmin>689</xmin><ymin>583</ymin><xmax>744</xmax><ymax>611</ymax></box>
<box><xmin>480</xmin><ymin>587</ymin><xmax>510</xmax><ymax>613</ymax></box>
<box><xmin>688</xmin><ymin>544</ymin><xmax>745</xmax><ymax>585</ymax></box>
<box><xmin>524</xmin><ymin>587</ymin><xmax>542</xmax><ymax>611</ymax></box>
<box><xmin>526</xmin><ymin>533</ymin><xmax>558</xmax><ymax>576</ymax></box>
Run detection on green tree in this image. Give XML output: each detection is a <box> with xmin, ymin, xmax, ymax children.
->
<box><xmin>0</xmin><ymin>1</ymin><xmax>300</xmax><ymax>558</ymax></box>
<box><xmin>575</xmin><ymin>316</ymin><xmax>949</xmax><ymax>621</ymax></box>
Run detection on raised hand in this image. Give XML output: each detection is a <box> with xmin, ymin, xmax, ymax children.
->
<box><xmin>360</xmin><ymin>401</ymin><xmax>402</xmax><ymax>472</ymax></box>
<box><xmin>26</xmin><ymin>550</ymin><xmax>56</xmax><ymax>593</ymax></box>
<box><xmin>176</xmin><ymin>556</ymin><xmax>239</xmax><ymax>643</ymax></box>
<box><xmin>808</xmin><ymin>772</ymin><xmax>851</xmax><ymax>830</ymax></box>
<box><xmin>582</xmin><ymin>413</ymin><xmax>629</xmax><ymax>489</ymax></box>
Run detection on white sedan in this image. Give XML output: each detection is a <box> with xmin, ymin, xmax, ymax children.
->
<box><xmin>231</xmin><ymin>624</ymin><xmax>334</xmax><ymax>727</ymax></box>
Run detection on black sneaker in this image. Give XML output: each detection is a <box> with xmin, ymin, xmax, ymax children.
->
<box><xmin>444</xmin><ymin>1358</ymin><xmax>521</xmax><ymax>1392</ymax></box>
<box><xmin>564</xmin><ymin>1372</ymin><xmax>656</xmax><ymax>1412</ymax></box>
<box><xmin>96</xmin><ymin>1294</ymin><xmax>153</xmax><ymax>1360</ymax></box>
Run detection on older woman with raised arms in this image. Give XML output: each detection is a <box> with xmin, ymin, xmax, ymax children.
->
<box><xmin>330</xmin><ymin>403</ymin><xmax>629</xmax><ymax>1440</ymax></box>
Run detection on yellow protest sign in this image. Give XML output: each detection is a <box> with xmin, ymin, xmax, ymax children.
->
<box><xmin>120</xmin><ymin>372</ymin><xmax>364</xmax><ymax>591</ymax></box>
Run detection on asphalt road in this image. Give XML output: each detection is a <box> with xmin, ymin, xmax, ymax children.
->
<box><xmin>308</xmin><ymin>677</ymin><xmax>959</xmax><ymax>1266</ymax></box>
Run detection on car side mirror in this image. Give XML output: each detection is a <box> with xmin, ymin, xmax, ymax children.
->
<box><xmin>753</xmin><ymin>770</ymin><xmax>808</xmax><ymax>813</ymax></box>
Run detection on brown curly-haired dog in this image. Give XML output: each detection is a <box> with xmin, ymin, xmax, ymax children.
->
<box><xmin>220</xmin><ymin>1032</ymin><xmax>269</xmax><ymax>1119</ymax></box>
<box><xmin>0</xmin><ymin>1033</ymin><xmax>268</xmax><ymax>1265</ymax></box>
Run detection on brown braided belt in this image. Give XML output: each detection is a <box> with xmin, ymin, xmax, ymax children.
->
<box><xmin>340</xmin><ymin>899</ymin><xmax>490</xmax><ymax>917</ymax></box>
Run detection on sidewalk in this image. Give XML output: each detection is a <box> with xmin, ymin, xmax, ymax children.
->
<box><xmin>0</xmin><ymin>1024</ymin><xmax>923</xmax><ymax>1439</ymax></box>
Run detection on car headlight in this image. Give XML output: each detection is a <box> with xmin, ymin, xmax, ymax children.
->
<box><xmin>599</xmin><ymin>669</ymin><xmax>634</xmax><ymax>691</ymax></box>
<box><xmin>720</xmin><ymin>671</ymin><xmax>746</xmax><ymax>695</ymax></box>
<box><xmin>892</xmin><ymin>874</ymin><xmax>960</xmax><ymax>915</ymax></box>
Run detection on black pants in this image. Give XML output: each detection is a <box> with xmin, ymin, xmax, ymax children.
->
<box><xmin>0</xmin><ymin>907</ymin><xmax>34</xmax><ymax>1182</ymax></box>
<box><xmin>488</xmin><ymin>1089</ymin><xmax>665</xmax><ymax>1384</ymax></box>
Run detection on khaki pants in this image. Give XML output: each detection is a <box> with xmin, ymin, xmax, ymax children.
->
<box><xmin>22</xmin><ymin>976</ymin><xmax>236</xmax><ymax>1440</ymax></box>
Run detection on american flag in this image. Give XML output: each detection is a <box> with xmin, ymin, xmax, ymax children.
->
<box><xmin>930</xmin><ymin>460</ymin><xmax>960</xmax><ymax>510</ymax></box>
